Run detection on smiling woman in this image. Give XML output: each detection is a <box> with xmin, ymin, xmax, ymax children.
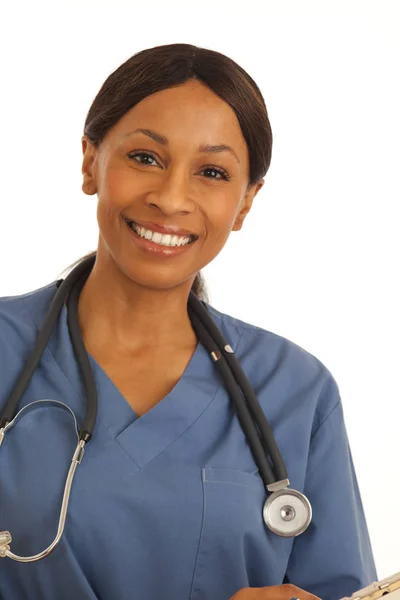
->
<box><xmin>62</xmin><ymin>43</ymin><xmax>272</xmax><ymax>303</ymax></box>
<box><xmin>0</xmin><ymin>43</ymin><xmax>376</xmax><ymax>600</ymax></box>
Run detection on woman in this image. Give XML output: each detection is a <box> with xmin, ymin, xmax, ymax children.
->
<box><xmin>0</xmin><ymin>43</ymin><xmax>376</xmax><ymax>600</ymax></box>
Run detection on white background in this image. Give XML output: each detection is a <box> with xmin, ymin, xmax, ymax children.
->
<box><xmin>0</xmin><ymin>0</ymin><xmax>399</xmax><ymax>581</ymax></box>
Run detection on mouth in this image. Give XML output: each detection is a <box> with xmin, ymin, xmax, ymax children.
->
<box><xmin>123</xmin><ymin>218</ymin><xmax>200</xmax><ymax>258</ymax></box>
<box><xmin>124</xmin><ymin>218</ymin><xmax>198</xmax><ymax>247</ymax></box>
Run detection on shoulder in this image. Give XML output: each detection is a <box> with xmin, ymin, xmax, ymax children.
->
<box><xmin>0</xmin><ymin>281</ymin><xmax>58</xmax><ymax>346</ymax></box>
<box><xmin>205</xmin><ymin>301</ymin><xmax>330</xmax><ymax>379</ymax></box>
<box><xmin>0</xmin><ymin>281</ymin><xmax>60</xmax><ymax>415</ymax></box>
<box><xmin>205</xmin><ymin>301</ymin><xmax>341</xmax><ymax>430</ymax></box>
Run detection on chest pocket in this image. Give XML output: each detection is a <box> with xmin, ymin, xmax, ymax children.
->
<box><xmin>189</xmin><ymin>468</ymin><xmax>270</xmax><ymax>600</ymax></box>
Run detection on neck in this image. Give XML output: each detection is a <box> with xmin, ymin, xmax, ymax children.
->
<box><xmin>76</xmin><ymin>256</ymin><xmax>198</xmax><ymax>355</ymax></box>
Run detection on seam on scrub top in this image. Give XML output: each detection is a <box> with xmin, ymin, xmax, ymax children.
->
<box><xmin>208</xmin><ymin>304</ymin><xmax>301</xmax><ymax>341</ymax></box>
<box><xmin>310</xmin><ymin>398</ymin><xmax>341</xmax><ymax>442</ymax></box>
<box><xmin>207</xmin><ymin>304</ymin><xmax>266</xmax><ymax>334</ymax></box>
<box><xmin>106</xmin><ymin>427</ymin><xmax>141</xmax><ymax>469</ymax></box>
<box><xmin>309</xmin><ymin>370</ymin><xmax>343</xmax><ymax>441</ymax></box>
<box><xmin>188</xmin><ymin>467</ymin><xmax>208</xmax><ymax>599</ymax></box>
<box><xmin>200</xmin><ymin>479</ymin><xmax>255</xmax><ymax>488</ymax></box>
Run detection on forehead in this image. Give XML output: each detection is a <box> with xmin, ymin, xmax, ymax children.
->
<box><xmin>107</xmin><ymin>80</ymin><xmax>248</xmax><ymax>157</ymax></box>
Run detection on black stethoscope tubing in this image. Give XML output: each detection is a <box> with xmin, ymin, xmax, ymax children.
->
<box><xmin>0</xmin><ymin>255</ymin><xmax>97</xmax><ymax>439</ymax></box>
<box><xmin>187</xmin><ymin>295</ymin><xmax>288</xmax><ymax>486</ymax></box>
<box><xmin>0</xmin><ymin>254</ymin><xmax>287</xmax><ymax>489</ymax></box>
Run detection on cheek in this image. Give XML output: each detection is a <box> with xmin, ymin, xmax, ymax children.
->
<box><xmin>101</xmin><ymin>166</ymin><xmax>132</xmax><ymax>199</ymax></box>
<box><xmin>207</xmin><ymin>203</ymin><xmax>240</xmax><ymax>241</ymax></box>
<box><xmin>96</xmin><ymin>202</ymin><xmax>113</xmax><ymax>236</ymax></box>
<box><xmin>96</xmin><ymin>169</ymin><xmax>135</xmax><ymax>227</ymax></box>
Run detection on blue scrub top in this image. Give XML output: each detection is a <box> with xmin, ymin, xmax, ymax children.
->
<box><xmin>0</xmin><ymin>281</ymin><xmax>377</xmax><ymax>600</ymax></box>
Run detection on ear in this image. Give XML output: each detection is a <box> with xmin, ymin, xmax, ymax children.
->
<box><xmin>81</xmin><ymin>136</ymin><xmax>98</xmax><ymax>196</ymax></box>
<box><xmin>232</xmin><ymin>179</ymin><xmax>265</xmax><ymax>232</ymax></box>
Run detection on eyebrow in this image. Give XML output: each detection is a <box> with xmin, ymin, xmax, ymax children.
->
<box><xmin>122</xmin><ymin>128</ymin><xmax>240</xmax><ymax>165</ymax></box>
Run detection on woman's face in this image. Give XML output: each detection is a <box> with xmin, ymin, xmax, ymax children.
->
<box><xmin>81</xmin><ymin>79</ymin><xmax>264</xmax><ymax>291</ymax></box>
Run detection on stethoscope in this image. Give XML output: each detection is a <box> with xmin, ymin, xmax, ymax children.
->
<box><xmin>0</xmin><ymin>254</ymin><xmax>312</xmax><ymax>563</ymax></box>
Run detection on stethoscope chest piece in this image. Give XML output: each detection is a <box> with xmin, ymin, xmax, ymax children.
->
<box><xmin>263</xmin><ymin>488</ymin><xmax>312</xmax><ymax>537</ymax></box>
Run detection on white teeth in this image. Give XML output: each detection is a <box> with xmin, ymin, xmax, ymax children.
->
<box><xmin>151</xmin><ymin>232</ymin><xmax>163</xmax><ymax>244</ymax></box>
<box><xmin>131</xmin><ymin>222</ymin><xmax>193</xmax><ymax>247</ymax></box>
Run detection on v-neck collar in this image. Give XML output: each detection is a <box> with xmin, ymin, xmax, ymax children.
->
<box><xmin>94</xmin><ymin>341</ymin><xmax>222</xmax><ymax>469</ymax></box>
<box><xmin>40</xmin><ymin>299</ymin><xmax>227</xmax><ymax>470</ymax></box>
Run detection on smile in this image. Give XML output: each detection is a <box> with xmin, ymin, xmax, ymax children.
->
<box><xmin>126</xmin><ymin>220</ymin><xmax>196</xmax><ymax>248</ymax></box>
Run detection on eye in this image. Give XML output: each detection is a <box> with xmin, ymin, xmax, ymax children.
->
<box><xmin>201</xmin><ymin>166</ymin><xmax>231</xmax><ymax>181</ymax></box>
<box><xmin>128</xmin><ymin>151</ymin><xmax>159</xmax><ymax>167</ymax></box>
<box><xmin>127</xmin><ymin>151</ymin><xmax>231</xmax><ymax>181</ymax></box>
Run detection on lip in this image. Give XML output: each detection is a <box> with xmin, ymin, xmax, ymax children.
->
<box><xmin>125</xmin><ymin>217</ymin><xmax>197</xmax><ymax>238</ymax></box>
<box><xmin>125</xmin><ymin>219</ymin><xmax>197</xmax><ymax>257</ymax></box>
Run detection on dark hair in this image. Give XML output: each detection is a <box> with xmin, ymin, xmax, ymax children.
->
<box><xmin>64</xmin><ymin>43</ymin><xmax>273</xmax><ymax>302</ymax></box>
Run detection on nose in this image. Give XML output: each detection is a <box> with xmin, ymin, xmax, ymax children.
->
<box><xmin>145</xmin><ymin>166</ymin><xmax>195</xmax><ymax>216</ymax></box>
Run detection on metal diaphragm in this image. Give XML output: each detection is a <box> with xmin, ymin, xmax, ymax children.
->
<box><xmin>263</xmin><ymin>488</ymin><xmax>312</xmax><ymax>537</ymax></box>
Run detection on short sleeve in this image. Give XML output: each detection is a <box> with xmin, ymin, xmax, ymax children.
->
<box><xmin>284</xmin><ymin>378</ymin><xmax>377</xmax><ymax>600</ymax></box>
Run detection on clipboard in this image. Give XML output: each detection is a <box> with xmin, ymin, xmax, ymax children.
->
<box><xmin>340</xmin><ymin>571</ymin><xmax>400</xmax><ymax>600</ymax></box>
